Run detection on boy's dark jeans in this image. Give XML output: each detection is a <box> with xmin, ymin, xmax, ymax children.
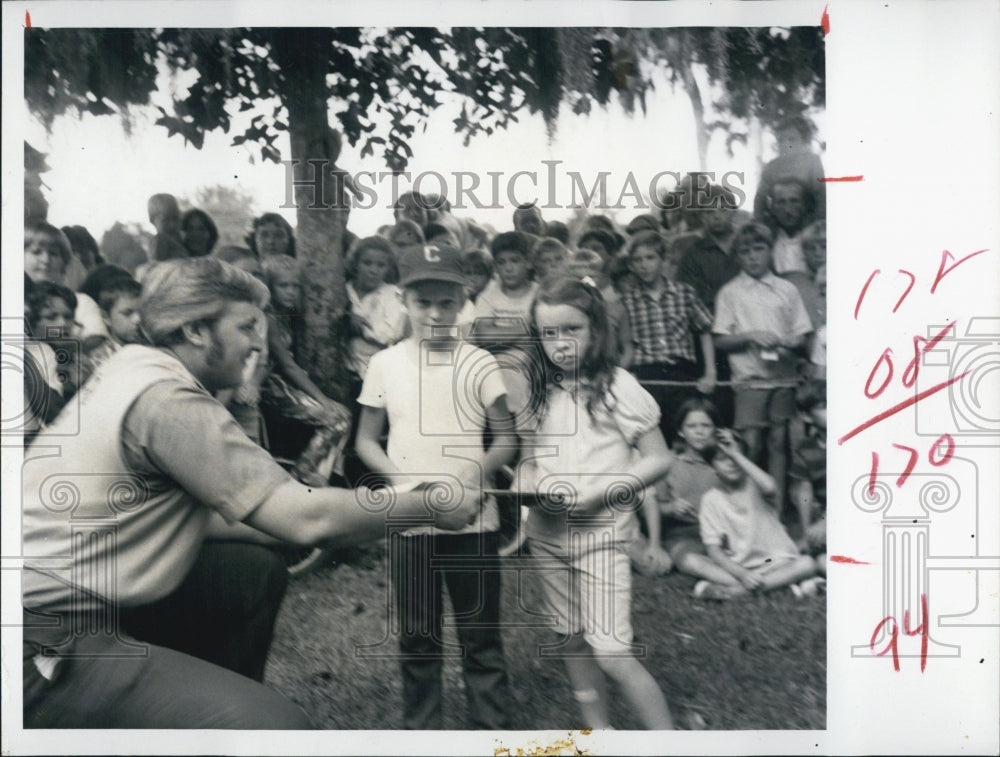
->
<box><xmin>391</xmin><ymin>531</ymin><xmax>509</xmax><ymax>729</ymax></box>
<box><xmin>630</xmin><ymin>359</ymin><xmax>702</xmax><ymax>444</ymax></box>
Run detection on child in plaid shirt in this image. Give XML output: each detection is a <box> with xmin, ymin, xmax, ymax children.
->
<box><xmin>621</xmin><ymin>230</ymin><xmax>716</xmax><ymax>444</ymax></box>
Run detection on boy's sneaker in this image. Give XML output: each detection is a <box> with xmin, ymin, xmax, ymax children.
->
<box><xmin>794</xmin><ymin>576</ymin><xmax>827</xmax><ymax>598</ymax></box>
<box><xmin>693</xmin><ymin>580</ymin><xmax>737</xmax><ymax>601</ymax></box>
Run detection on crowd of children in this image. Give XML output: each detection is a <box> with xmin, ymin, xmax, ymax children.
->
<box><xmin>22</xmin><ymin>116</ymin><xmax>829</xmax><ymax>730</ymax></box>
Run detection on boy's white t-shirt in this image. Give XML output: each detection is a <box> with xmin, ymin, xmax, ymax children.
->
<box><xmin>358</xmin><ymin>339</ymin><xmax>506</xmax><ymax>535</ymax></box>
<box><xmin>472</xmin><ymin>278</ymin><xmax>538</xmax><ymax>333</ymax></box>
<box><xmin>713</xmin><ymin>271</ymin><xmax>813</xmax><ymax>384</ymax></box>
<box><xmin>699</xmin><ymin>480</ymin><xmax>799</xmax><ymax>569</ymax></box>
<box><xmin>772</xmin><ymin>229</ymin><xmax>808</xmax><ymax>275</ymax></box>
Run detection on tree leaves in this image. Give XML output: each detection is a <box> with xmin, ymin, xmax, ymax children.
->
<box><xmin>25</xmin><ymin>25</ymin><xmax>824</xmax><ymax>171</ymax></box>
<box><xmin>154</xmin><ymin>106</ymin><xmax>204</xmax><ymax>149</ymax></box>
<box><xmin>25</xmin><ymin>28</ymin><xmax>158</xmax><ymax>131</ymax></box>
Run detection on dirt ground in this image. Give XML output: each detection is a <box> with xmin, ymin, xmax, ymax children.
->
<box><xmin>265</xmin><ymin>542</ymin><xmax>826</xmax><ymax>731</ymax></box>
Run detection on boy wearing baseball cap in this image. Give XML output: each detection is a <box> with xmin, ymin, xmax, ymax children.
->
<box><xmin>354</xmin><ymin>243</ymin><xmax>515</xmax><ymax>729</ymax></box>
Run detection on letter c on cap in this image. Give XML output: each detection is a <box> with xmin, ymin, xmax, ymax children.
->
<box><xmin>424</xmin><ymin>245</ymin><xmax>441</xmax><ymax>262</ymax></box>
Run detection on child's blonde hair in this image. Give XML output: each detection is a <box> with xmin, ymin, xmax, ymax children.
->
<box><xmin>262</xmin><ymin>254</ymin><xmax>301</xmax><ymax>292</ymax></box>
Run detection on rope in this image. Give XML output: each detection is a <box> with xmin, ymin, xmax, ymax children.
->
<box><xmin>636</xmin><ymin>378</ymin><xmax>801</xmax><ymax>389</ymax></box>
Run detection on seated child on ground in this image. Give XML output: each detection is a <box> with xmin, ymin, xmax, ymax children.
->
<box><xmin>789</xmin><ymin>380</ymin><xmax>827</xmax><ymax>573</ymax></box>
<box><xmin>695</xmin><ymin>429</ymin><xmax>818</xmax><ymax>600</ymax></box>
<box><xmin>261</xmin><ymin>256</ymin><xmax>352</xmax><ymax>486</ymax></box>
<box><xmin>634</xmin><ymin>399</ymin><xmax>747</xmax><ymax>591</ymax></box>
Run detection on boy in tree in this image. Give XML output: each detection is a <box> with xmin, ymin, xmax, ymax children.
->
<box><xmin>753</xmin><ymin>114</ymin><xmax>826</xmax><ymax>224</ymax></box>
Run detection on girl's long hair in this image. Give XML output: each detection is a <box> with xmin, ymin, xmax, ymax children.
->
<box><xmin>246</xmin><ymin>212</ymin><xmax>296</xmax><ymax>258</ymax></box>
<box><xmin>345</xmin><ymin>235</ymin><xmax>399</xmax><ymax>285</ymax></box>
<box><xmin>526</xmin><ymin>276</ymin><xmax>618</xmax><ymax>425</ymax></box>
<box><xmin>672</xmin><ymin>397</ymin><xmax>720</xmax><ymax>457</ymax></box>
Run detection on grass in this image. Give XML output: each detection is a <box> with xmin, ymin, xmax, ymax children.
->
<box><xmin>264</xmin><ymin>541</ymin><xmax>825</xmax><ymax>731</ymax></box>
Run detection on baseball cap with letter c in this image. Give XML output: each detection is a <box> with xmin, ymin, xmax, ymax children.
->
<box><xmin>398</xmin><ymin>244</ymin><xmax>467</xmax><ymax>287</ymax></box>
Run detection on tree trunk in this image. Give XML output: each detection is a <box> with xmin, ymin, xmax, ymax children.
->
<box><xmin>272</xmin><ymin>30</ymin><xmax>351</xmax><ymax>401</ymax></box>
<box><xmin>662</xmin><ymin>31</ymin><xmax>710</xmax><ymax>172</ymax></box>
<box><xmin>679</xmin><ymin>63</ymin><xmax>709</xmax><ymax>172</ymax></box>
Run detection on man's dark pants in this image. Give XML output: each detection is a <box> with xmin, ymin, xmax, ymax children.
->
<box><xmin>23</xmin><ymin>542</ymin><xmax>311</xmax><ymax>729</ymax></box>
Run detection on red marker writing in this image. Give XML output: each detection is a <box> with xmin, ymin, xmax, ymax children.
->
<box><xmin>870</xmin><ymin>594</ymin><xmax>929</xmax><ymax>673</ymax></box>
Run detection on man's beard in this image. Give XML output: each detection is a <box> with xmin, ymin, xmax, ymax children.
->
<box><xmin>205</xmin><ymin>331</ymin><xmax>227</xmax><ymax>367</ymax></box>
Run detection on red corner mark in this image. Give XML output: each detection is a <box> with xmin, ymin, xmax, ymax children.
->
<box><xmin>821</xmin><ymin>4</ymin><xmax>830</xmax><ymax>35</ymax></box>
<box><xmin>930</xmin><ymin>248</ymin><xmax>989</xmax><ymax>294</ymax></box>
<box><xmin>821</xmin><ymin>176</ymin><xmax>864</xmax><ymax>182</ymax></box>
<box><xmin>25</xmin><ymin>10</ymin><xmax>32</xmax><ymax>28</ymax></box>
<box><xmin>830</xmin><ymin>555</ymin><xmax>869</xmax><ymax>565</ymax></box>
